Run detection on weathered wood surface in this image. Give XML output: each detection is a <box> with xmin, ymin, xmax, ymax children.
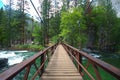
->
<box><xmin>41</xmin><ymin>45</ymin><xmax>82</xmax><ymax>80</ymax></box>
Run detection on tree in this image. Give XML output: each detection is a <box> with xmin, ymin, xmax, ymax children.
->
<box><xmin>0</xmin><ymin>1</ymin><xmax>30</xmax><ymax>47</ymax></box>
<box><xmin>32</xmin><ymin>22</ymin><xmax>42</xmax><ymax>44</ymax></box>
<box><xmin>49</xmin><ymin>12</ymin><xmax>61</xmax><ymax>43</ymax></box>
<box><xmin>0</xmin><ymin>8</ymin><xmax>9</xmax><ymax>47</ymax></box>
<box><xmin>60</xmin><ymin>7</ymin><xmax>87</xmax><ymax>48</ymax></box>
<box><xmin>41</xmin><ymin>0</ymin><xmax>51</xmax><ymax>46</ymax></box>
<box><xmin>86</xmin><ymin>0</ymin><xmax>119</xmax><ymax>51</ymax></box>
<box><xmin>110</xmin><ymin>18</ymin><xmax>120</xmax><ymax>51</ymax></box>
<box><xmin>16</xmin><ymin>0</ymin><xmax>29</xmax><ymax>44</ymax></box>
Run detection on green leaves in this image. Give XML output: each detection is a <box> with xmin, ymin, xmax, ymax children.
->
<box><xmin>86</xmin><ymin>3</ymin><xmax>120</xmax><ymax>51</ymax></box>
<box><xmin>0</xmin><ymin>8</ymin><xmax>30</xmax><ymax>47</ymax></box>
<box><xmin>60</xmin><ymin>7</ymin><xmax>87</xmax><ymax>47</ymax></box>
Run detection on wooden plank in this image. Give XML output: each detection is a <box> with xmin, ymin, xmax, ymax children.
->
<box><xmin>41</xmin><ymin>45</ymin><xmax>83</xmax><ymax>80</ymax></box>
<box><xmin>42</xmin><ymin>76</ymin><xmax>82</xmax><ymax>80</ymax></box>
<box><xmin>43</xmin><ymin>72</ymin><xmax>80</xmax><ymax>76</ymax></box>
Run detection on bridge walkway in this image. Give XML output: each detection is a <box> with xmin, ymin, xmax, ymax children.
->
<box><xmin>41</xmin><ymin>45</ymin><xmax>83</xmax><ymax>80</ymax></box>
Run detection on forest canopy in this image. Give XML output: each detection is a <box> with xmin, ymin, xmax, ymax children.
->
<box><xmin>0</xmin><ymin>0</ymin><xmax>120</xmax><ymax>52</ymax></box>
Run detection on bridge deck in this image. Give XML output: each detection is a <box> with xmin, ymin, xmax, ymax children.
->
<box><xmin>41</xmin><ymin>45</ymin><xmax>83</xmax><ymax>80</ymax></box>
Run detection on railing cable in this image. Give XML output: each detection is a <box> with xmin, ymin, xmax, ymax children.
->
<box><xmin>29</xmin><ymin>0</ymin><xmax>43</xmax><ymax>23</ymax></box>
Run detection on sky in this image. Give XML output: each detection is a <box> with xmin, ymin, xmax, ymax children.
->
<box><xmin>0</xmin><ymin>0</ymin><xmax>120</xmax><ymax>19</ymax></box>
<box><xmin>0</xmin><ymin>0</ymin><xmax>41</xmax><ymax>20</ymax></box>
<box><xmin>111</xmin><ymin>0</ymin><xmax>120</xmax><ymax>17</ymax></box>
<box><xmin>0</xmin><ymin>0</ymin><xmax>4</xmax><ymax>8</ymax></box>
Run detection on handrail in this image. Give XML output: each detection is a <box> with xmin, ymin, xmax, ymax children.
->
<box><xmin>67</xmin><ymin>49</ymin><xmax>95</xmax><ymax>80</ymax></box>
<box><xmin>62</xmin><ymin>42</ymin><xmax>120</xmax><ymax>80</ymax></box>
<box><xmin>0</xmin><ymin>43</ymin><xmax>58</xmax><ymax>80</ymax></box>
<box><xmin>0</xmin><ymin>42</ymin><xmax>120</xmax><ymax>80</ymax></box>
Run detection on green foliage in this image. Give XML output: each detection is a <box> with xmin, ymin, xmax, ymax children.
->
<box><xmin>50</xmin><ymin>35</ymin><xmax>59</xmax><ymax>43</ymax></box>
<box><xmin>15</xmin><ymin>44</ymin><xmax>44</xmax><ymax>51</ymax></box>
<box><xmin>17</xmin><ymin>44</ymin><xmax>30</xmax><ymax>49</ymax></box>
<box><xmin>49</xmin><ymin>12</ymin><xmax>61</xmax><ymax>43</ymax></box>
<box><xmin>60</xmin><ymin>7</ymin><xmax>87</xmax><ymax>47</ymax></box>
<box><xmin>32</xmin><ymin>23</ymin><xmax>42</xmax><ymax>44</ymax></box>
<box><xmin>0</xmin><ymin>0</ymin><xmax>120</xmax><ymax>52</ymax></box>
<box><xmin>0</xmin><ymin>8</ymin><xmax>9</xmax><ymax>47</ymax></box>
<box><xmin>110</xmin><ymin>18</ymin><xmax>120</xmax><ymax>51</ymax></box>
<box><xmin>30</xmin><ymin>45</ymin><xmax>44</xmax><ymax>50</ymax></box>
<box><xmin>86</xmin><ymin>4</ymin><xmax>120</xmax><ymax>51</ymax></box>
<box><xmin>41</xmin><ymin>0</ymin><xmax>51</xmax><ymax>45</ymax></box>
<box><xmin>0</xmin><ymin>7</ymin><xmax>30</xmax><ymax>47</ymax></box>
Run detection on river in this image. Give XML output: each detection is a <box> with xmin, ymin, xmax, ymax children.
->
<box><xmin>0</xmin><ymin>50</ymin><xmax>36</xmax><ymax>73</ymax></box>
<box><xmin>0</xmin><ymin>50</ymin><xmax>120</xmax><ymax>80</ymax></box>
<box><xmin>0</xmin><ymin>50</ymin><xmax>120</xmax><ymax>70</ymax></box>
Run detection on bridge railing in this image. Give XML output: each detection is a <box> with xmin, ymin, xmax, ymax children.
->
<box><xmin>0</xmin><ymin>43</ymin><xmax>58</xmax><ymax>80</ymax></box>
<box><xmin>62</xmin><ymin>42</ymin><xmax>120</xmax><ymax>80</ymax></box>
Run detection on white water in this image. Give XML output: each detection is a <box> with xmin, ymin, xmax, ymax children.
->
<box><xmin>82</xmin><ymin>48</ymin><xmax>101</xmax><ymax>58</ymax></box>
<box><xmin>0</xmin><ymin>51</ymin><xmax>27</xmax><ymax>66</ymax></box>
<box><xmin>89</xmin><ymin>53</ymin><xmax>101</xmax><ymax>58</ymax></box>
<box><xmin>14</xmin><ymin>50</ymin><xmax>28</xmax><ymax>53</ymax></box>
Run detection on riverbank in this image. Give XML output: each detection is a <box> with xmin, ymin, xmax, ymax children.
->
<box><xmin>0</xmin><ymin>44</ymin><xmax>45</xmax><ymax>52</ymax></box>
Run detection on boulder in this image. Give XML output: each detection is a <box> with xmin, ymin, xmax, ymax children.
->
<box><xmin>0</xmin><ymin>58</ymin><xmax>8</xmax><ymax>68</ymax></box>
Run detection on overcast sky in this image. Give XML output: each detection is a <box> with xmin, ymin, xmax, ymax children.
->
<box><xmin>111</xmin><ymin>0</ymin><xmax>120</xmax><ymax>17</ymax></box>
<box><xmin>1</xmin><ymin>0</ymin><xmax>41</xmax><ymax>20</ymax></box>
<box><xmin>0</xmin><ymin>0</ymin><xmax>120</xmax><ymax>18</ymax></box>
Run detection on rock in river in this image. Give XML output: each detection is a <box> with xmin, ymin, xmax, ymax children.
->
<box><xmin>0</xmin><ymin>58</ymin><xmax>8</xmax><ymax>68</ymax></box>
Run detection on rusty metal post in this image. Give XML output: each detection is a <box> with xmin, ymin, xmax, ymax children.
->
<box><xmin>93</xmin><ymin>64</ymin><xmax>102</xmax><ymax>80</ymax></box>
<box><xmin>78</xmin><ymin>53</ymin><xmax>82</xmax><ymax>74</ymax></box>
<box><xmin>34</xmin><ymin>63</ymin><xmax>41</xmax><ymax>78</ymax></box>
<box><xmin>72</xmin><ymin>50</ymin><xmax>76</xmax><ymax>61</ymax></box>
<box><xmin>24</xmin><ymin>65</ymin><xmax>31</xmax><ymax>80</ymax></box>
<box><xmin>41</xmin><ymin>53</ymin><xmax>45</xmax><ymax>75</ymax></box>
<box><xmin>51</xmin><ymin>46</ymin><xmax>54</xmax><ymax>55</ymax></box>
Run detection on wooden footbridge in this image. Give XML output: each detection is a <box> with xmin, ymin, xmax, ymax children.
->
<box><xmin>42</xmin><ymin>45</ymin><xmax>82</xmax><ymax>80</ymax></box>
<box><xmin>0</xmin><ymin>42</ymin><xmax>120</xmax><ymax>80</ymax></box>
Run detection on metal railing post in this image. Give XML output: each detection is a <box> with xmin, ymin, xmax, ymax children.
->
<box><xmin>24</xmin><ymin>65</ymin><xmax>31</xmax><ymax>80</ymax></box>
<box><xmin>78</xmin><ymin>53</ymin><xmax>82</xmax><ymax>74</ymax></box>
<box><xmin>41</xmin><ymin>53</ymin><xmax>45</xmax><ymax>75</ymax></box>
<box><xmin>92</xmin><ymin>64</ymin><xmax>102</xmax><ymax>80</ymax></box>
